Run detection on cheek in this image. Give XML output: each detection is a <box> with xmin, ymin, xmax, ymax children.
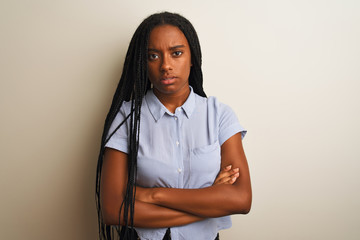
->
<box><xmin>182</xmin><ymin>60</ymin><xmax>192</xmax><ymax>75</ymax></box>
<box><xmin>183</xmin><ymin>54</ymin><xmax>192</xmax><ymax>71</ymax></box>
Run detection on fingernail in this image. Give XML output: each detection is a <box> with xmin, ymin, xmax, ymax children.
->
<box><xmin>226</xmin><ymin>165</ymin><xmax>232</xmax><ymax>170</ymax></box>
<box><xmin>234</xmin><ymin>168</ymin><xmax>239</xmax><ymax>172</ymax></box>
<box><xmin>234</xmin><ymin>173</ymin><xmax>239</xmax><ymax>177</ymax></box>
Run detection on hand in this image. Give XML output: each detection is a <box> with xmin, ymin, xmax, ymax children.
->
<box><xmin>213</xmin><ymin>165</ymin><xmax>240</xmax><ymax>186</ymax></box>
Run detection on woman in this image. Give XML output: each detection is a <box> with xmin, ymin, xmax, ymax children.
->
<box><xmin>96</xmin><ymin>12</ymin><xmax>252</xmax><ymax>240</ymax></box>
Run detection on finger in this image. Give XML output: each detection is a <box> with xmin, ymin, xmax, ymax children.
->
<box><xmin>224</xmin><ymin>168</ymin><xmax>239</xmax><ymax>177</ymax></box>
<box><xmin>228</xmin><ymin>172</ymin><xmax>240</xmax><ymax>184</ymax></box>
<box><xmin>216</xmin><ymin>176</ymin><xmax>232</xmax><ymax>185</ymax></box>
<box><xmin>214</xmin><ymin>166</ymin><xmax>238</xmax><ymax>185</ymax></box>
<box><xmin>216</xmin><ymin>172</ymin><xmax>240</xmax><ymax>185</ymax></box>
<box><xmin>214</xmin><ymin>176</ymin><xmax>229</xmax><ymax>184</ymax></box>
<box><xmin>216</xmin><ymin>166</ymin><xmax>233</xmax><ymax>179</ymax></box>
<box><xmin>223</xmin><ymin>165</ymin><xmax>232</xmax><ymax>171</ymax></box>
<box><xmin>228</xmin><ymin>177</ymin><xmax>237</xmax><ymax>184</ymax></box>
<box><xmin>218</xmin><ymin>168</ymin><xmax>238</xmax><ymax>179</ymax></box>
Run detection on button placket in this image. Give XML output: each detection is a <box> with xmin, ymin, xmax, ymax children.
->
<box><xmin>174</xmin><ymin>112</ymin><xmax>184</xmax><ymax>188</ymax></box>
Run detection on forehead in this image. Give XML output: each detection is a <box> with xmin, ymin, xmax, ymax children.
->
<box><xmin>148</xmin><ymin>24</ymin><xmax>189</xmax><ymax>48</ymax></box>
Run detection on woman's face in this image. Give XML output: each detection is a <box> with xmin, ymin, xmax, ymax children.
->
<box><xmin>147</xmin><ymin>24</ymin><xmax>192</xmax><ymax>96</ymax></box>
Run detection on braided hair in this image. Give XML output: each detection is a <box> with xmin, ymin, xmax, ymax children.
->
<box><xmin>95</xmin><ymin>12</ymin><xmax>206</xmax><ymax>239</ymax></box>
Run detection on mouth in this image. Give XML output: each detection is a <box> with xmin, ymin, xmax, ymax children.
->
<box><xmin>160</xmin><ymin>76</ymin><xmax>176</xmax><ymax>85</ymax></box>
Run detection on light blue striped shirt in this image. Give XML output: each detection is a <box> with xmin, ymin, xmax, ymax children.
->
<box><xmin>105</xmin><ymin>87</ymin><xmax>246</xmax><ymax>240</ymax></box>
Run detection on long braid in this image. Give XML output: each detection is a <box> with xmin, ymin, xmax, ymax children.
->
<box><xmin>96</xmin><ymin>12</ymin><xmax>206</xmax><ymax>240</ymax></box>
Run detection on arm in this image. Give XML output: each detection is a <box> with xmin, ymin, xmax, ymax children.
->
<box><xmin>100</xmin><ymin>148</ymin><xmax>204</xmax><ymax>227</ymax></box>
<box><xmin>136</xmin><ymin>132</ymin><xmax>252</xmax><ymax>218</ymax></box>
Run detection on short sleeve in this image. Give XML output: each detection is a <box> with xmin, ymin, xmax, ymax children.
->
<box><xmin>104</xmin><ymin>103</ymin><xmax>131</xmax><ymax>154</ymax></box>
<box><xmin>218</xmin><ymin>102</ymin><xmax>247</xmax><ymax>146</ymax></box>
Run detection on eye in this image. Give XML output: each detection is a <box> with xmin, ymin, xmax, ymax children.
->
<box><xmin>173</xmin><ymin>51</ymin><xmax>183</xmax><ymax>57</ymax></box>
<box><xmin>148</xmin><ymin>53</ymin><xmax>159</xmax><ymax>61</ymax></box>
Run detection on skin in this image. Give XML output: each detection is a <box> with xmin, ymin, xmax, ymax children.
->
<box><xmin>135</xmin><ymin>133</ymin><xmax>251</xmax><ymax>218</ymax></box>
<box><xmin>147</xmin><ymin>24</ymin><xmax>192</xmax><ymax>112</ymax></box>
<box><xmin>101</xmin><ymin>149</ymin><xmax>239</xmax><ymax>227</ymax></box>
<box><xmin>100</xmin><ymin>24</ymin><xmax>252</xmax><ymax>227</ymax></box>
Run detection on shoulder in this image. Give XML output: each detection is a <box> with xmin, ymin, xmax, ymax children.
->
<box><xmin>200</xmin><ymin>95</ymin><xmax>246</xmax><ymax>144</ymax></box>
<box><xmin>109</xmin><ymin>100</ymin><xmax>133</xmax><ymax>132</ymax></box>
<box><xmin>194</xmin><ymin>94</ymin><xmax>234</xmax><ymax>116</ymax></box>
<box><xmin>119</xmin><ymin>100</ymin><xmax>132</xmax><ymax>114</ymax></box>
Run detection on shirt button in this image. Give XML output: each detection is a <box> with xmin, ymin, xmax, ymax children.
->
<box><xmin>176</xmin><ymin>141</ymin><xmax>179</xmax><ymax>146</ymax></box>
<box><xmin>174</xmin><ymin>117</ymin><xmax>178</xmax><ymax>121</ymax></box>
<box><xmin>178</xmin><ymin>168</ymin><xmax>182</xmax><ymax>173</ymax></box>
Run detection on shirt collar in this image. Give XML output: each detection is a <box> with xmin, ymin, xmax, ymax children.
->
<box><xmin>145</xmin><ymin>86</ymin><xmax>196</xmax><ymax>122</ymax></box>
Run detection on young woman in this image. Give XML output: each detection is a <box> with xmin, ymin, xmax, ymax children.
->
<box><xmin>96</xmin><ymin>12</ymin><xmax>252</xmax><ymax>240</ymax></box>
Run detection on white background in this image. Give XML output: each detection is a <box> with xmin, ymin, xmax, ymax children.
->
<box><xmin>1</xmin><ymin>0</ymin><xmax>359</xmax><ymax>239</ymax></box>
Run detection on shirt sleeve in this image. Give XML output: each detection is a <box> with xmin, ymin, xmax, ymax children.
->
<box><xmin>104</xmin><ymin>103</ymin><xmax>130</xmax><ymax>154</ymax></box>
<box><xmin>218</xmin><ymin>102</ymin><xmax>247</xmax><ymax>146</ymax></box>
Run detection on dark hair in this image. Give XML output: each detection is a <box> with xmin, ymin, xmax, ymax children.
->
<box><xmin>95</xmin><ymin>12</ymin><xmax>206</xmax><ymax>239</ymax></box>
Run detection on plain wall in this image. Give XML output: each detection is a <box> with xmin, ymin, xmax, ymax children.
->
<box><xmin>1</xmin><ymin>0</ymin><xmax>359</xmax><ymax>239</ymax></box>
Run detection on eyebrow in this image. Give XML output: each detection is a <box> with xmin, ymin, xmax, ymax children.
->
<box><xmin>148</xmin><ymin>45</ymin><xmax>186</xmax><ymax>52</ymax></box>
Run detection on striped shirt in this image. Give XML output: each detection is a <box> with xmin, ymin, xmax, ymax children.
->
<box><xmin>106</xmin><ymin>87</ymin><xmax>246</xmax><ymax>240</ymax></box>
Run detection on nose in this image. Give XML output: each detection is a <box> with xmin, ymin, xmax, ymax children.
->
<box><xmin>160</xmin><ymin>55</ymin><xmax>172</xmax><ymax>72</ymax></box>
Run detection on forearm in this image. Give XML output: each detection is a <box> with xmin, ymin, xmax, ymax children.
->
<box><xmin>141</xmin><ymin>133</ymin><xmax>252</xmax><ymax>218</ymax></box>
<box><xmin>101</xmin><ymin>149</ymin><xmax>204</xmax><ymax>228</ymax></box>
<box><xmin>138</xmin><ymin>184</ymin><xmax>251</xmax><ymax>218</ymax></box>
<box><xmin>103</xmin><ymin>199</ymin><xmax>204</xmax><ymax>228</ymax></box>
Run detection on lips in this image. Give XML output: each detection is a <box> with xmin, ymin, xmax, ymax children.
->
<box><xmin>160</xmin><ymin>76</ymin><xmax>176</xmax><ymax>85</ymax></box>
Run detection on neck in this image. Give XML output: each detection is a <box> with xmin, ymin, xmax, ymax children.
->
<box><xmin>153</xmin><ymin>87</ymin><xmax>191</xmax><ymax>113</ymax></box>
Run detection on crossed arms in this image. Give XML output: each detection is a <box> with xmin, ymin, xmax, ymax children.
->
<box><xmin>100</xmin><ymin>132</ymin><xmax>252</xmax><ymax>228</ymax></box>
